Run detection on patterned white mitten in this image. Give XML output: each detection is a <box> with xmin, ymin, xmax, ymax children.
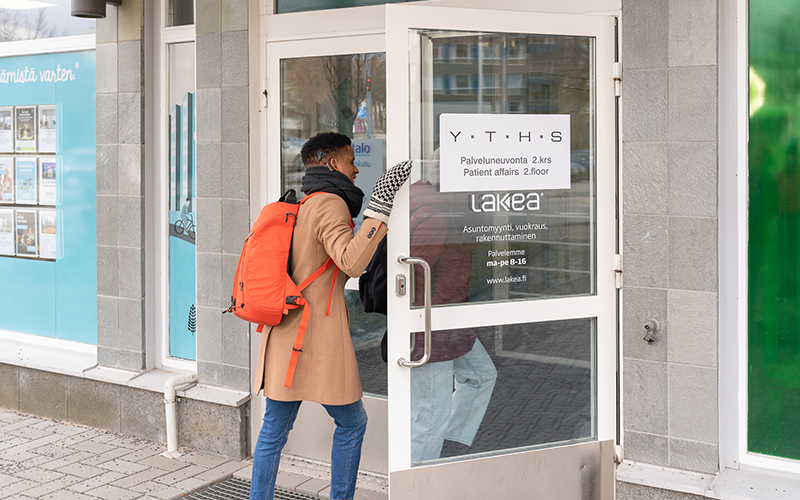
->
<box><xmin>363</xmin><ymin>160</ymin><xmax>413</xmax><ymax>224</ymax></box>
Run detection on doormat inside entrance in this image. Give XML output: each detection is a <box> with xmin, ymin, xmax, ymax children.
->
<box><xmin>186</xmin><ymin>477</ymin><xmax>317</xmax><ymax>500</ymax></box>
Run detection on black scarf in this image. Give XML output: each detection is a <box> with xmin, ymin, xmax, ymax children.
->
<box><xmin>301</xmin><ymin>167</ymin><xmax>364</xmax><ymax>218</ymax></box>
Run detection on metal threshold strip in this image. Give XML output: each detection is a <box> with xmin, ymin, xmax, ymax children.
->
<box><xmin>186</xmin><ymin>477</ymin><xmax>317</xmax><ymax>500</ymax></box>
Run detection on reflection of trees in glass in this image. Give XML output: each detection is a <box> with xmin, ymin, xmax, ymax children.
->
<box><xmin>281</xmin><ymin>53</ymin><xmax>386</xmax><ymax>139</ymax></box>
<box><xmin>0</xmin><ymin>9</ymin><xmax>59</xmax><ymax>41</ymax></box>
<box><xmin>749</xmin><ymin>0</ymin><xmax>800</xmax><ymax>461</ymax></box>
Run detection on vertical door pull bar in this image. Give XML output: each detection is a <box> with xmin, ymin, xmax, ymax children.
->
<box><xmin>397</xmin><ymin>256</ymin><xmax>432</xmax><ymax>368</ymax></box>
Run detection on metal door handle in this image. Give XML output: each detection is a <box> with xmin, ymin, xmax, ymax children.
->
<box><xmin>397</xmin><ymin>256</ymin><xmax>431</xmax><ymax>368</ymax></box>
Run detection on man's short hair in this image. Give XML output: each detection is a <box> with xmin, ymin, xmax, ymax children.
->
<box><xmin>300</xmin><ymin>132</ymin><xmax>352</xmax><ymax>166</ymax></box>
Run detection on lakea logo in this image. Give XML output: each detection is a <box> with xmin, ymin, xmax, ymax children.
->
<box><xmin>470</xmin><ymin>192</ymin><xmax>541</xmax><ymax>213</ymax></box>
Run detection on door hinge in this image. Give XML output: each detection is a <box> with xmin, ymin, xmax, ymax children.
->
<box><xmin>262</xmin><ymin>79</ymin><xmax>268</xmax><ymax>108</ymax></box>
<box><xmin>613</xmin><ymin>62</ymin><xmax>622</xmax><ymax>97</ymax></box>
<box><xmin>614</xmin><ymin>254</ymin><xmax>623</xmax><ymax>289</ymax></box>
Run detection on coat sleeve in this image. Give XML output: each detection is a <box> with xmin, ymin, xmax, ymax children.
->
<box><xmin>312</xmin><ymin>195</ymin><xmax>389</xmax><ymax>278</ymax></box>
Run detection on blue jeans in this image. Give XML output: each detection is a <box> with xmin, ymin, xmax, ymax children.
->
<box><xmin>249</xmin><ymin>398</ymin><xmax>368</xmax><ymax>500</ymax></box>
<box><xmin>410</xmin><ymin>338</ymin><xmax>497</xmax><ymax>463</ymax></box>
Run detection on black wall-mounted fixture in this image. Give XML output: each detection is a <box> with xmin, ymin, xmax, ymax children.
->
<box><xmin>71</xmin><ymin>0</ymin><xmax>122</xmax><ymax>19</ymax></box>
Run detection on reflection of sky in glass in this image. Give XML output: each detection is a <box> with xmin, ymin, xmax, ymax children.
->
<box><xmin>1</xmin><ymin>0</ymin><xmax>95</xmax><ymax>42</ymax></box>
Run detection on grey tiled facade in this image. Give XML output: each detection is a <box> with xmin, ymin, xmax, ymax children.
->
<box><xmin>621</xmin><ymin>0</ymin><xmax>719</xmax><ymax>476</ymax></box>
<box><xmin>194</xmin><ymin>0</ymin><xmax>251</xmax><ymax>392</ymax></box>
<box><xmin>96</xmin><ymin>2</ymin><xmax>146</xmax><ymax>372</ymax></box>
<box><xmin>93</xmin><ymin>2</ymin><xmax>251</xmax><ymax>386</ymax></box>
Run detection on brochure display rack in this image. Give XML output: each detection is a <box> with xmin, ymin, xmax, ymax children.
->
<box><xmin>0</xmin><ymin>48</ymin><xmax>96</xmax><ymax>345</ymax></box>
<box><xmin>0</xmin><ymin>104</ymin><xmax>58</xmax><ymax>261</ymax></box>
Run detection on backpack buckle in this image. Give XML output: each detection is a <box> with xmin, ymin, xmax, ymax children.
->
<box><xmin>286</xmin><ymin>295</ymin><xmax>301</xmax><ymax>305</ymax></box>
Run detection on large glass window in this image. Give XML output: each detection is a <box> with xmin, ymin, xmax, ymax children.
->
<box><xmin>0</xmin><ymin>49</ymin><xmax>97</xmax><ymax>343</ymax></box>
<box><xmin>167</xmin><ymin>41</ymin><xmax>196</xmax><ymax>361</ymax></box>
<box><xmin>0</xmin><ymin>1</ymin><xmax>95</xmax><ymax>42</ymax></box>
<box><xmin>276</xmin><ymin>0</ymin><xmax>421</xmax><ymax>14</ymax></box>
<box><xmin>167</xmin><ymin>0</ymin><xmax>194</xmax><ymax>27</ymax></box>
<box><xmin>281</xmin><ymin>52</ymin><xmax>388</xmax><ymax>395</ymax></box>
<box><xmin>748</xmin><ymin>0</ymin><xmax>800</xmax><ymax>461</ymax></box>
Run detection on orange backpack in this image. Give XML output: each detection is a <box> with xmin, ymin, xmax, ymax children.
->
<box><xmin>224</xmin><ymin>189</ymin><xmax>340</xmax><ymax>388</ymax></box>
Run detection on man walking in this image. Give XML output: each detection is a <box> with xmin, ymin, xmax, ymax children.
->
<box><xmin>249</xmin><ymin>132</ymin><xmax>411</xmax><ymax>500</ymax></box>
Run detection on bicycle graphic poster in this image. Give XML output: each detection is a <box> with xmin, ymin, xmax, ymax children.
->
<box><xmin>168</xmin><ymin>92</ymin><xmax>197</xmax><ymax>361</ymax></box>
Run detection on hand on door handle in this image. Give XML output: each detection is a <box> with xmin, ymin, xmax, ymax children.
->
<box><xmin>397</xmin><ymin>255</ymin><xmax>431</xmax><ymax>368</ymax></box>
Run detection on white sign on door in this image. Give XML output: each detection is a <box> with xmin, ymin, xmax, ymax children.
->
<box><xmin>439</xmin><ymin>113</ymin><xmax>571</xmax><ymax>192</ymax></box>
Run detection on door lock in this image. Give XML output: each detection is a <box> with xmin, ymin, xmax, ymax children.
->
<box><xmin>396</xmin><ymin>275</ymin><xmax>406</xmax><ymax>296</ymax></box>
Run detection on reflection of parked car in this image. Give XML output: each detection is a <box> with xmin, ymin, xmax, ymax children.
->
<box><xmin>282</xmin><ymin>134</ymin><xmax>305</xmax><ymax>168</ymax></box>
<box><xmin>282</xmin><ymin>134</ymin><xmax>307</xmax><ymax>189</ymax></box>
<box><xmin>570</xmin><ymin>149</ymin><xmax>591</xmax><ymax>181</ymax></box>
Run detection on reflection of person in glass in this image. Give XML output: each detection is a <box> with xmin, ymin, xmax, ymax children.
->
<box><xmin>409</xmin><ymin>162</ymin><xmax>497</xmax><ymax>462</ymax></box>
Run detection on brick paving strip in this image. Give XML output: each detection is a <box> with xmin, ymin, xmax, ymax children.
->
<box><xmin>0</xmin><ymin>410</ymin><xmax>250</xmax><ymax>500</ymax></box>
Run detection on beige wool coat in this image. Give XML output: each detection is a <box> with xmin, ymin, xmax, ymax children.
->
<box><xmin>253</xmin><ymin>193</ymin><xmax>388</xmax><ymax>406</ymax></box>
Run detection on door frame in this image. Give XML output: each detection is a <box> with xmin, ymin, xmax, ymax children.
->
<box><xmin>253</xmin><ymin>2</ymin><xmax>622</xmax><ymax>490</ymax></box>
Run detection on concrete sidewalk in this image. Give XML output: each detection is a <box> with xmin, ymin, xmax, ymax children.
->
<box><xmin>0</xmin><ymin>410</ymin><xmax>387</xmax><ymax>500</ymax></box>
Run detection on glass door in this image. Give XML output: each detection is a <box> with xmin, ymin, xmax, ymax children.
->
<box><xmin>385</xmin><ymin>5</ymin><xmax>616</xmax><ymax>498</ymax></box>
<box><xmin>261</xmin><ymin>33</ymin><xmax>393</xmax><ymax>472</ymax></box>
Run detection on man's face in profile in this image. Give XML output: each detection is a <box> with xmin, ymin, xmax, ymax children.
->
<box><xmin>333</xmin><ymin>145</ymin><xmax>359</xmax><ymax>183</ymax></box>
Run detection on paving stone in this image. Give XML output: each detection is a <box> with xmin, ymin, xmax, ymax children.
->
<box><xmin>8</xmin><ymin>427</ymin><xmax>52</xmax><ymax>440</ymax></box>
<box><xmin>103</xmin><ymin>436</ymin><xmax>152</xmax><ymax>450</ymax></box>
<box><xmin>153</xmin><ymin>464</ymin><xmax>207</xmax><ymax>484</ymax></box>
<box><xmin>130</xmin><ymin>480</ymin><xmax>183</xmax><ymax>498</ymax></box>
<box><xmin>51</xmin><ymin>424</ymin><xmax>91</xmax><ymax>437</ymax></box>
<box><xmin>12</xmin><ymin>466</ymin><xmax>65</xmax><ymax>482</ymax></box>
<box><xmin>355</xmin><ymin>489</ymin><xmax>388</xmax><ymax>500</ymax></box>
<box><xmin>117</xmin><ymin>444</ymin><xmax>163</xmax><ymax>464</ymax></box>
<box><xmin>68</xmin><ymin>471</ymin><xmax>125</xmax><ymax>493</ymax></box>
<box><xmin>29</xmin><ymin>421</ymin><xmax>58</xmax><ymax>430</ymax></box>
<box><xmin>15</xmin><ymin>434</ymin><xmax>64</xmax><ymax>451</ymax></box>
<box><xmin>23</xmin><ymin>474</ymin><xmax>83</xmax><ymax>497</ymax></box>
<box><xmin>147</xmin><ymin>485</ymin><xmax>185</xmax><ymax>499</ymax></box>
<box><xmin>296</xmin><ymin>477</ymin><xmax>329</xmax><ymax>497</ymax></box>
<box><xmin>79</xmin><ymin>447</ymin><xmax>131</xmax><ymax>466</ymax></box>
<box><xmin>175</xmin><ymin>450</ymin><xmax>229</xmax><ymax>469</ymax></box>
<box><xmin>91</xmin><ymin>434</ymin><xmax>118</xmax><ymax>444</ymax></box>
<box><xmin>275</xmin><ymin>471</ymin><xmax>312</xmax><ymax>490</ymax></box>
<box><xmin>2</xmin><ymin>417</ymin><xmax>39</xmax><ymax>431</ymax></box>
<box><xmin>72</xmin><ymin>440</ymin><xmax>117</xmax><ymax>454</ymax></box>
<box><xmin>17</xmin><ymin>454</ymin><xmax>52</xmax><ymax>468</ymax></box>
<box><xmin>0</xmin><ymin>438</ymin><xmax>27</xmax><ymax>452</ymax></box>
<box><xmin>40</xmin><ymin>452</ymin><xmax>95</xmax><ymax>470</ymax></box>
<box><xmin>0</xmin><ymin>449</ymin><xmax>37</xmax><ymax>462</ymax></box>
<box><xmin>55</xmin><ymin>462</ymin><xmax>107</xmax><ymax>479</ymax></box>
<box><xmin>173</xmin><ymin>476</ymin><xmax>207</xmax><ymax>492</ymax></box>
<box><xmin>85</xmin><ymin>483</ymin><xmax>142</xmax><ymax>500</ymax></box>
<box><xmin>41</xmin><ymin>490</ymin><xmax>97</xmax><ymax>500</ymax></box>
<box><xmin>0</xmin><ymin>413</ymin><xmax>26</xmax><ymax>423</ymax></box>
<box><xmin>135</xmin><ymin>455</ymin><xmax>189</xmax><ymax>472</ymax></box>
<box><xmin>98</xmin><ymin>459</ymin><xmax>150</xmax><ymax>475</ymax></box>
<box><xmin>0</xmin><ymin>478</ymin><xmax>40</xmax><ymax>498</ymax></box>
<box><xmin>62</xmin><ymin>431</ymin><xmax>103</xmax><ymax>447</ymax></box>
<box><xmin>110</xmin><ymin>467</ymin><xmax>168</xmax><ymax>488</ymax></box>
<box><xmin>193</xmin><ymin>460</ymin><xmax>249</xmax><ymax>482</ymax></box>
<box><xmin>31</xmin><ymin>442</ymin><xmax>81</xmax><ymax>461</ymax></box>
<box><xmin>0</xmin><ymin>473</ymin><xmax>17</xmax><ymax>486</ymax></box>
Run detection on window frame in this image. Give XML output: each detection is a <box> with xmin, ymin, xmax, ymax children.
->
<box><xmin>720</xmin><ymin>0</ymin><xmax>800</xmax><ymax>475</ymax></box>
<box><xmin>152</xmin><ymin>2</ymin><xmax>196</xmax><ymax>372</ymax></box>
